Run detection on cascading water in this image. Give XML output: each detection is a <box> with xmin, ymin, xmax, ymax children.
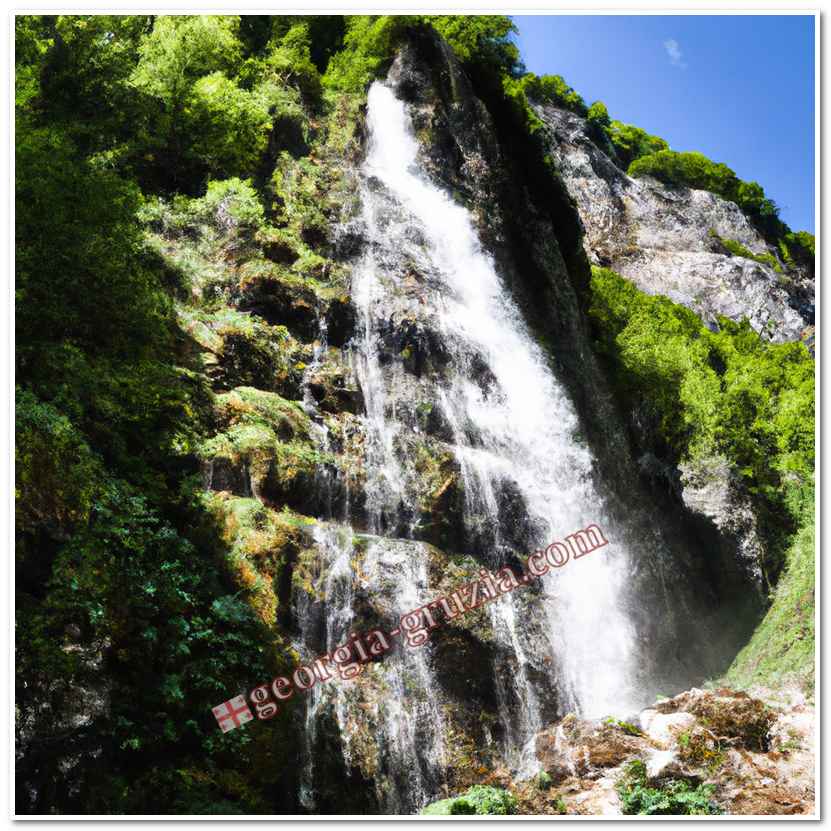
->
<box><xmin>357</xmin><ymin>81</ymin><xmax>641</xmax><ymax>719</ymax></box>
<box><xmin>294</xmin><ymin>79</ymin><xmax>651</xmax><ymax>812</ymax></box>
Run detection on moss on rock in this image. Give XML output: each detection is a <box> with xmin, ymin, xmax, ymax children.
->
<box><xmin>204</xmin><ymin>491</ymin><xmax>315</xmax><ymax>627</ymax></box>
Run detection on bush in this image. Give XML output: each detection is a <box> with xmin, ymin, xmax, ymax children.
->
<box><xmin>421</xmin><ymin>785</ymin><xmax>517</xmax><ymax>815</ymax></box>
<box><xmin>589</xmin><ymin>266</ymin><xmax>814</xmax><ymax>570</ymax></box>
<box><xmin>607</xmin><ymin>120</ymin><xmax>668</xmax><ymax>168</ymax></box>
<box><xmin>198</xmin><ymin>178</ymin><xmax>266</xmax><ymax>232</ymax></box>
<box><xmin>323</xmin><ymin>15</ymin><xmax>518</xmax><ymax>92</ymax></box>
<box><xmin>185</xmin><ymin>73</ymin><xmax>271</xmax><ymax>176</ymax></box>
<box><xmin>521</xmin><ymin>72</ymin><xmax>587</xmax><ymax>115</ymax></box>
<box><xmin>628</xmin><ymin>149</ymin><xmax>799</xmax><ymax>243</ymax></box>
<box><xmin>617</xmin><ymin>760</ymin><xmax>720</xmax><ymax>815</ymax></box>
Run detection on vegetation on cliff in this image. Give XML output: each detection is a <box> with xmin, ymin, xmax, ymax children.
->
<box><xmin>519</xmin><ymin>61</ymin><xmax>813</xmax><ymax>263</ymax></box>
<box><xmin>589</xmin><ymin>266</ymin><xmax>815</xmax><ymax>687</ymax></box>
<box><xmin>15</xmin><ymin>13</ymin><xmax>814</xmax><ymax>815</ymax></box>
<box><xmin>16</xmin><ymin>14</ymin><xmax>341</xmax><ymax>813</ymax></box>
<box><xmin>590</xmin><ymin>266</ymin><xmax>813</xmax><ymax>555</ymax></box>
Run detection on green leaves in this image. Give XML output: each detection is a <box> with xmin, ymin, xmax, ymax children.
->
<box><xmin>589</xmin><ymin>266</ymin><xmax>814</xmax><ymax>546</ymax></box>
<box><xmin>185</xmin><ymin>74</ymin><xmax>271</xmax><ymax>176</ymax></box>
<box><xmin>422</xmin><ymin>785</ymin><xmax>518</xmax><ymax>815</ymax></box>
<box><xmin>130</xmin><ymin>15</ymin><xmax>243</xmax><ymax>105</ymax></box>
<box><xmin>512</xmin><ymin>73</ymin><xmax>588</xmax><ymax>116</ymax></box>
<box><xmin>617</xmin><ymin>760</ymin><xmax>720</xmax><ymax>815</ymax></box>
<box><xmin>607</xmin><ymin>120</ymin><xmax>668</xmax><ymax>168</ymax></box>
<box><xmin>627</xmin><ymin>149</ymin><xmax>808</xmax><ymax>245</ymax></box>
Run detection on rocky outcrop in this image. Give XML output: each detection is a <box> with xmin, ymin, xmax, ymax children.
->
<box><xmin>511</xmin><ymin>686</ymin><xmax>814</xmax><ymax>815</ymax></box>
<box><xmin>536</xmin><ymin>104</ymin><xmax>814</xmax><ymax>344</ymax></box>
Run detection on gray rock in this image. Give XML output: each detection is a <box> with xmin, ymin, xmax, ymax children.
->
<box><xmin>535</xmin><ymin>104</ymin><xmax>813</xmax><ymax>344</ymax></box>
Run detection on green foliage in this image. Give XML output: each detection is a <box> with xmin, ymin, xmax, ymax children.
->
<box><xmin>16</xmin><ymin>10</ymin><xmax>815</xmax><ymax>815</ymax></box>
<box><xmin>551</xmin><ymin>797</ymin><xmax>568</xmax><ymax>814</ymax></box>
<box><xmin>727</xmin><ymin>516</ymin><xmax>815</xmax><ymax>692</ymax></box>
<box><xmin>16</xmin><ymin>124</ymin><xmax>170</xmax><ymax>358</ymax></box>
<box><xmin>628</xmin><ymin>149</ymin><xmax>798</xmax><ymax>243</ymax></box>
<box><xmin>586</xmin><ymin>101</ymin><xmax>612</xmax><ymax>148</ymax></box>
<box><xmin>603</xmin><ymin>716</ymin><xmax>643</xmax><ymax>736</ymax></box>
<box><xmin>126</xmin><ymin>16</ymin><xmax>325</xmax><ymax>190</ymax></box>
<box><xmin>185</xmin><ymin>73</ymin><xmax>272</xmax><ymax>176</ymax></box>
<box><xmin>422</xmin><ymin>785</ymin><xmax>517</xmax><ymax>815</ymax></box>
<box><xmin>15</xmin><ymin>390</ymin><xmax>100</xmax><ymax>535</ymax></box>
<box><xmin>589</xmin><ymin>266</ymin><xmax>814</xmax><ymax>570</ymax></box>
<box><xmin>587</xmin><ymin>100</ymin><xmax>611</xmax><ymax>129</ymax></box>
<box><xmin>130</xmin><ymin>15</ymin><xmax>243</xmax><ymax>105</ymax></box>
<box><xmin>323</xmin><ymin>14</ymin><xmax>517</xmax><ymax>92</ymax></box>
<box><xmin>16</xmin><ymin>14</ymin><xmax>308</xmax><ymax>814</ymax></box>
<box><xmin>520</xmin><ymin>72</ymin><xmax>587</xmax><ymax>115</ymax></box>
<box><xmin>710</xmin><ymin>231</ymin><xmax>782</xmax><ymax>271</ymax></box>
<box><xmin>779</xmin><ymin>230</ymin><xmax>816</xmax><ymax>275</ymax></box>
<box><xmin>199</xmin><ymin>178</ymin><xmax>266</xmax><ymax>230</ymax></box>
<box><xmin>323</xmin><ymin>15</ymin><xmax>412</xmax><ymax>91</ymax></box>
<box><xmin>617</xmin><ymin>760</ymin><xmax>720</xmax><ymax>815</ymax></box>
<box><xmin>606</xmin><ymin>120</ymin><xmax>669</xmax><ymax>168</ymax></box>
<box><xmin>425</xmin><ymin>15</ymin><xmax>518</xmax><ymax>72</ymax></box>
<box><xmin>630</xmin><ymin>149</ymin><xmax>739</xmax><ymax>198</ymax></box>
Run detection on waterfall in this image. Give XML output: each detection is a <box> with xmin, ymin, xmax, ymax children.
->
<box><xmin>358</xmin><ymin>81</ymin><xmax>641</xmax><ymax>718</ymax></box>
<box><xmin>295</xmin><ymin>80</ymin><xmax>647</xmax><ymax>812</ymax></box>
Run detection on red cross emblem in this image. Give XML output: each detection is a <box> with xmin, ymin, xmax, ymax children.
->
<box><xmin>212</xmin><ymin>695</ymin><xmax>253</xmax><ymax>733</ymax></box>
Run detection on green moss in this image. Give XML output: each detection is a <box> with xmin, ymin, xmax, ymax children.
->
<box><xmin>203</xmin><ymin>492</ymin><xmax>315</xmax><ymax>626</ymax></box>
<box><xmin>603</xmin><ymin>716</ymin><xmax>643</xmax><ymax>737</ymax></box>
<box><xmin>726</xmin><ymin>518</ymin><xmax>815</xmax><ymax>693</ymax></box>
<box><xmin>709</xmin><ymin>230</ymin><xmax>782</xmax><ymax>272</ymax></box>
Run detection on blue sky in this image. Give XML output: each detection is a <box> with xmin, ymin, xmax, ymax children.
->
<box><xmin>514</xmin><ymin>15</ymin><xmax>815</xmax><ymax>233</ymax></box>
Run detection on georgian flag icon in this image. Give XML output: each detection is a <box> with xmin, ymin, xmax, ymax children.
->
<box><xmin>212</xmin><ymin>695</ymin><xmax>254</xmax><ymax>733</ymax></box>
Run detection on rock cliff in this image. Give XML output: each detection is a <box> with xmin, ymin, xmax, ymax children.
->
<box><xmin>535</xmin><ymin>104</ymin><xmax>814</xmax><ymax>345</ymax></box>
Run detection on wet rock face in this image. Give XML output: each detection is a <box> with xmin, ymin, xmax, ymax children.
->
<box><xmin>536</xmin><ymin>105</ymin><xmax>814</xmax><ymax>344</ymax></box>
<box><xmin>679</xmin><ymin>454</ymin><xmax>765</xmax><ymax>587</ymax></box>
<box><xmin>389</xmin><ymin>31</ymin><xmax>502</xmax><ymax>216</ymax></box>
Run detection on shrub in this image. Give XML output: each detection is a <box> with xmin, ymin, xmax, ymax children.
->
<box><xmin>589</xmin><ymin>266</ymin><xmax>814</xmax><ymax>570</ymax></box>
<box><xmin>607</xmin><ymin>120</ymin><xmax>669</xmax><ymax>168</ymax></box>
<box><xmin>617</xmin><ymin>760</ymin><xmax>720</xmax><ymax>815</ymax></box>
<box><xmin>587</xmin><ymin>100</ymin><xmax>611</xmax><ymax>129</ymax></box>
<box><xmin>521</xmin><ymin>72</ymin><xmax>587</xmax><ymax>115</ymax></box>
<box><xmin>421</xmin><ymin>785</ymin><xmax>517</xmax><ymax>815</ymax></box>
<box><xmin>198</xmin><ymin>178</ymin><xmax>266</xmax><ymax>231</ymax></box>
<box><xmin>628</xmin><ymin>149</ymin><xmax>797</xmax><ymax>243</ymax></box>
<box><xmin>185</xmin><ymin>73</ymin><xmax>271</xmax><ymax>176</ymax></box>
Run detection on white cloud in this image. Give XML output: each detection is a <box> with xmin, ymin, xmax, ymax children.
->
<box><xmin>663</xmin><ymin>38</ymin><xmax>687</xmax><ymax>69</ymax></box>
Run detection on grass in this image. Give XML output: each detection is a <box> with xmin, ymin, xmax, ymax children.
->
<box><xmin>726</xmin><ymin>517</ymin><xmax>815</xmax><ymax>693</ymax></box>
